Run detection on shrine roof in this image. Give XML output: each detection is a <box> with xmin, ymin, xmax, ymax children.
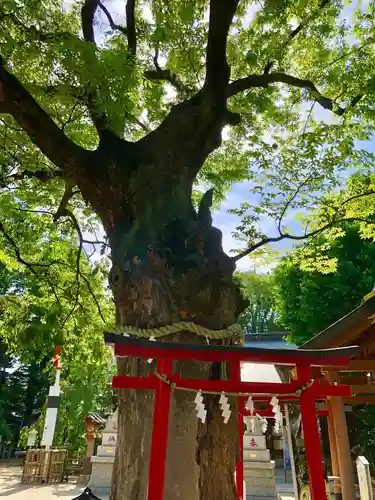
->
<box><xmin>105</xmin><ymin>332</ymin><xmax>358</xmax><ymax>366</ymax></box>
<box><xmin>302</xmin><ymin>293</ymin><xmax>375</xmax><ymax>350</ymax></box>
<box><xmin>245</xmin><ymin>332</ymin><xmax>296</xmax><ymax>350</ymax></box>
<box><xmin>86</xmin><ymin>413</ymin><xmax>106</xmax><ymax>425</ymax></box>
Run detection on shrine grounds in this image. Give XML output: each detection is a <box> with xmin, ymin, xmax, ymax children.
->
<box><xmin>0</xmin><ymin>460</ymin><xmax>295</xmax><ymax>500</ymax></box>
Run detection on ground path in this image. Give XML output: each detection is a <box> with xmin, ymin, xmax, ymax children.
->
<box><xmin>0</xmin><ymin>460</ymin><xmax>294</xmax><ymax>500</ymax></box>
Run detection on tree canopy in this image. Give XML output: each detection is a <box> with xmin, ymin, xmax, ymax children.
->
<box><xmin>274</xmin><ymin>222</ymin><xmax>375</xmax><ymax>345</ymax></box>
<box><xmin>1</xmin><ymin>0</ymin><xmax>375</xmax><ymax>267</ymax></box>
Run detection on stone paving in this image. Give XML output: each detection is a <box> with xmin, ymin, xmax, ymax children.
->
<box><xmin>0</xmin><ymin>461</ymin><xmax>295</xmax><ymax>499</ymax></box>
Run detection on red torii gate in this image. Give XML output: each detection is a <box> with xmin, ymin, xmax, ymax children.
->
<box><xmin>104</xmin><ymin>333</ymin><xmax>358</xmax><ymax>500</ymax></box>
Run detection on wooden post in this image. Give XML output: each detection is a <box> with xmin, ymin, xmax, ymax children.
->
<box><xmin>327</xmin><ymin>372</ymin><xmax>356</xmax><ymax>500</ymax></box>
<box><xmin>284</xmin><ymin>404</ymin><xmax>299</xmax><ymax>500</ymax></box>
<box><xmin>232</xmin><ymin>361</ymin><xmax>244</xmax><ymax>500</ymax></box>
<box><xmin>148</xmin><ymin>359</ymin><xmax>172</xmax><ymax>500</ymax></box>
<box><xmin>237</xmin><ymin>400</ymin><xmax>245</xmax><ymax>500</ymax></box>
<box><xmin>356</xmin><ymin>456</ymin><xmax>373</xmax><ymax>500</ymax></box>
<box><xmin>297</xmin><ymin>365</ymin><xmax>327</xmax><ymax>500</ymax></box>
<box><xmin>327</xmin><ymin>399</ymin><xmax>341</xmax><ymax>499</ymax></box>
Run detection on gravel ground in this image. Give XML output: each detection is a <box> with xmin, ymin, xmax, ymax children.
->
<box><xmin>0</xmin><ymin>461</ymin><xmax>86</xmax><ymax>500</ymax></box>
<box><xmin>0</xmin><ymin>460</ymin><xmax>294</xmax><ymax>500</ymax></box>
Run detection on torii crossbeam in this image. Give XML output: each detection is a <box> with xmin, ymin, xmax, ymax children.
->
<box><xmin>104</xmin><ymin>332</ymin><xmax>359</xmax><ymax>500</ymax></box>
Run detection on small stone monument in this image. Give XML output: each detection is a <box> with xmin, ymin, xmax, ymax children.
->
<box><xmin>89</xmin><ymin>410</ymin><xmax>118</xmax><ymax>495</ymax></box>
<box><xmin>357</xmin><ymin>456</ymin><xmax>373</xmax><ymax>500</ymax></box>
<box><xmin>243</xmin><ymin>415</ymin><xmax>277</xmax><ymax>500</ymax></box>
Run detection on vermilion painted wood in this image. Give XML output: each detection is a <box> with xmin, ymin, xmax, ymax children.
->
<box><xmin>106</xmin><ymin>335</ymin><xmax>357</xmax><ymax>500</ymax></box>
<box><xmin>297</xmin><ymin>365</ymin><xmax>327</xmax><ymax>500</ymax></box>
<box><xmin>148</xmin><ymin>359</ymin><xmax>173</xmax><ymax>500</ymax></box>
<box><xmin>241</xmin><ymin>408</ymin><xmax>285</xmax><ymax>417</ymax></box>
<box><xmin>113</xmin><ymin>342</ymin><xmax>355</xmax><ymax>366</ymax></box>
<box><xmin>318</xmin><ymin>409</ymin><xmax>329</xmax><ymax>416</ymax></box>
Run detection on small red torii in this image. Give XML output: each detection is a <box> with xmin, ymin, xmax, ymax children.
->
<box><xmin>104</xmin><ymin>333</ymin><xmax>358</xmax><ymax>500</ymax></box>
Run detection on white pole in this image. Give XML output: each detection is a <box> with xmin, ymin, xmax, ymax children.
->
<box><xmin>41</xmin><ymin>370</ymin><xmax>61</xmax><ymax>449</ymax></box>
<box><xmin>284</xmin><ymin>404</ymin><xmax>299</xmax><ymax>500</ymax></box>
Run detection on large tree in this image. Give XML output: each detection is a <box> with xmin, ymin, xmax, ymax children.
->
<box><xmin>1</xmin><ymin>1</ymin><xmax>375</xmax><ymax>499</ymax></box>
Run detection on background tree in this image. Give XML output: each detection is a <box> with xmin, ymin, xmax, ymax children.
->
<box><xmin>235</xmin><ymin>272</ymin><xmax>281</xmax><ymax>334</ymax></box>
<box><xmin>0</xmin><ymin>361</ymin><xmax>50</xmax><ymax>445</ymax></box>
<box><xmin>0</xmin><ymin>235</ymin><xmax>113</xmax><ymax>449</ymax></box>
<box><xmin>273</xmin><ymin>219</ymin><xmax>375</xmax><ymax>470</ymax></box>
<box><xmin>274</xmin><ymin>223</ymin><xmax>375</xmax><ymax>345</ymax></box>
<box><xmin>2</xmin><ymin>1</ymin><xmax>375</xmax><ymax>499</ymax></box>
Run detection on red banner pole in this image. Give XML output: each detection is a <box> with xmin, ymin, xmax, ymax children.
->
<box><xmin>148</xmin><ymin>359</ymin><xmax>172</xmax><ymax>500</ymax></box>
<box><xmin>297</xmin><ymin>365</ymin><xmax>327</xmax><ymax>500</ymax></box>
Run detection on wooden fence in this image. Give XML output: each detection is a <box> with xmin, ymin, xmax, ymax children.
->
<box><xmin>22</xmin><ymin>449</ymin><xmax>66</xmax><ymax>484</ymax></box>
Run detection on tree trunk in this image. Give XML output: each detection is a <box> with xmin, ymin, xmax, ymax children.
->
<box><xmin>107</xmin><ymin>201</ymin><xmax>244</xmax><ymax>500</ymax></box>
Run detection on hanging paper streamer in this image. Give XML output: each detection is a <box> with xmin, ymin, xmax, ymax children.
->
<box><xmin>270</xmin><ymin>396</ymin><xmax>279</xmax><ymax>410</ymax></box>
<box><xmin>219</xmin><ymin>393</ymin><xmax>231</xmax><ymax>424</ymax></box>
<box><xmin>195</xmin><ymin>391</ymin><xmax>207</xmax><ymax>424</ymax></box>
<box><xmin>245</xmin><ymin>395</ymin><xmax>254</xmax><ymax>415</ymax></box>
<box><xmin>147</xmin><ymin>336</ymin><xmax>157</xmax><ymax>363</ymax></box>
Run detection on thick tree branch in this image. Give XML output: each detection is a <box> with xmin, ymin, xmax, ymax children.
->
<box><xmin>144</xmin><ymin>69</ymin><xmax>187</xmax><ymax>94</ymax></box>
<box><xmin>81</xmin><ymin>0</ymin><xmax>100</xmax><ymax>44</ymax></box>
<box><xmin>53</xmin><ymin>182</ymin><xmax>75</xmax><ymax>221</ymax></box>
<box><xmin>144</xmin><ymin>48</ymin><xmax>190</xmax><ymax>96</ymax></box>
<box><xmin>99</xmin><ymin>2</ymin><xmax>128</xmax><ymax>36</ymax></box>
<box><xmin>204</xmin><ymin>0</ymin><xmax>239</xmax><ymax>99</ymax></box>
<box><xmin>227</xmin><ymin>72</ymin><xmax>362</xmax><ymax>115</ymax></box>
<box><xmin>0</xmin><ymin>57</ymin><xmax>90</xmax><ymax>175</ymax></box>
<box><xmin>233</xmin><ymin>217</ymin><xmax>375</xmax><ymax>262</ymax></box>
<box><xmin>126</xmin><ymin>0</ymin><xmax>137</xmax><ymax>57</ymax></box>
<box><xmin>81</xmin><ymin>0</ymin><xmax>113</xmax><ymax>134</ymax></box>
<box><xmin>98</xmin><ymin>1</ymin><xmax>136</xmax><ymax>56</ymax></box>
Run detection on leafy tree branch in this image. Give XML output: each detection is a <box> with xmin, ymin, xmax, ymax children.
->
<box><xmin>227</xmin><ymin>72</ymin><xmax>362</xmax><ymax>115</ymax></box>
<box><xmin>0</xmin><ymin>57</ymin><xmax>89</xmax><ymax>174</ymax></box>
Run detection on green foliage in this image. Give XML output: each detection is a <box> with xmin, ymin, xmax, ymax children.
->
<box><xmin>1</xmin><ymin>0</ymin><xmax>375</xmax><ymax>253</ymax></box>
<box><xmin>274</xmin><ymin>223</ymin><xmax>375</xmax><ymax>345</ymax></box>
<box><xmin>235</xmin><ymin>272</ymin><xmax>281</xmax><ymax>334</ymax></box>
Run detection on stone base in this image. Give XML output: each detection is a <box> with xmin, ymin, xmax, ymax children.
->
<box><xmin>244</xmin><ymin>448</ymin><xmax>271</xmax><ymax>462</ymax></box>
<box><xmin>88</xmin><ymin>456</ymin><xmax>115</xmax><ymax>495</ymax></box>
<box><xmin>244</xmin><ymin>461</ymin><xmax>277</xmax><ymax>499</ymax></box>
<box><xmin>96</xmin><ymin>445</ymin><xmax>116</xmax><ymax>457</ymax></box>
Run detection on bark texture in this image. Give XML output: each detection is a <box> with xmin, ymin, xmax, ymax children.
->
<box><xmin>103</xmin><ymin>147</ymin><xmax>244</xmax><ymax>500</ymax></box>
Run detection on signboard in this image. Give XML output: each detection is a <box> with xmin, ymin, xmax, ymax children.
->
<box><xmin>102</xmin><ymin>433</ymin><xmax>117</xmax><ymax>446</ymax></box>
<box><xmin>357</xmin><ymin>456</ymin><xmax>373</xmax><ymax>500</ymax></box>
